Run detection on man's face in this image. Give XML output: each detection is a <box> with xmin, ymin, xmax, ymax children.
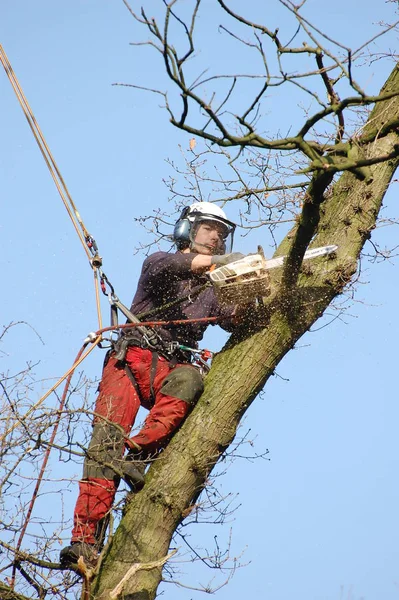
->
<box><xmin>192</xmin><ymin>220</ymin><xmax>226</xmax><ymax>255</ymax></box>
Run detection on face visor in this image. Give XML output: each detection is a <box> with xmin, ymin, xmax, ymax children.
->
<box><xmin>189</xmin><ymin>213</ymin><xmax>235</xmax><ymax>254</ymax></box>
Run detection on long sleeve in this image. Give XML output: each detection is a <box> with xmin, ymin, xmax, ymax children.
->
<box><xmin>142</xmin><ymin>252</ymin><xmax>199</xmax><ymax>289</ymax></box>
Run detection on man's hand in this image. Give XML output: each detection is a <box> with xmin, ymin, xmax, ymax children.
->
<box><xmin>190</xmin><ymin>251</ymin><xmax>245</xmax><ymax>274</ymax></box>
<box><xmin>211</xmin><ymin>252</ymin><xmax>245</xmax><ymax>267</ymax></box>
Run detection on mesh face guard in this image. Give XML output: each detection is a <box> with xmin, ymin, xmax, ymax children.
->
<box><xmin>189</xmin><ymin>213</ymin><xmax>235</xmax><ymax>254</ymax></box>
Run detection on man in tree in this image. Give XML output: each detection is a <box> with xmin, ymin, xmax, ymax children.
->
<box><xmin>60</xmin><ymin>202</ymin><xmax>245</xmax><ymax>566</ymax></box>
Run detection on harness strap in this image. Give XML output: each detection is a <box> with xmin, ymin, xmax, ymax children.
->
<box><xmin>123</xmin><ymin>351</ymin><xmax>159</xmax><ymax>406</ymax></box>
<box><xmin>149</xmin><ymin>352</ymin><xmax>159</xmax><ymax>403</ymax></box>
<box><xmin>124</xmin><ymin>363</ymin><xmax>146</xmax><ymax>406</ymax></box>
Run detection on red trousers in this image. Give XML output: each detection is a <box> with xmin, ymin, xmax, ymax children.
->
<box><xmin>71</xmin><ymin>346</ymin><xmax>196</xmax><ymax>544</ymax></box>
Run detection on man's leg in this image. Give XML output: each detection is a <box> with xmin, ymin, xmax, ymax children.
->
<box><xmin>127</xmin><ymin>353</ymin><xmax>204</xmax><ymax>453</ymax></box>
<box><xmin>70</xmin><ymin>478</ymin><xmax>116</xmax><ymax>545</ymax></box>
<box><xmin>61</xmin><ymin>356</ymin><xmax>141</xmax><ymax>565</ymax></box>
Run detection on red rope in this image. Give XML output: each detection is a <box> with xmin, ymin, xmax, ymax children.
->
<box><xmin>11</xmin><ymin>343</ymin><xmax>88</xmax><ymax>585</ymax></box>
<box><xmin>96</xmin><ymin>315</ymin><xmax>222</xmax><ymax>336</ymax></box>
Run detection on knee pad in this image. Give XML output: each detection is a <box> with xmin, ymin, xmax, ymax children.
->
<box><xmin>160</xmin><ymin>366</ymin><xmax>204</xmax><ymax>405</ymax></box>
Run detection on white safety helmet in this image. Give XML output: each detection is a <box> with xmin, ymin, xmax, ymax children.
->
<box><xmin>173</xmin><ymin>202</ymin><xmax>236</xmax><ymax>254</ymax></box>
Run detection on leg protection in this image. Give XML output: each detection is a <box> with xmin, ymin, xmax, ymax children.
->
<box><xmin>129</xmin><ymin>367</ymin><xmax>204</xmax><ymax>452</ymax></box>
<box><xmin>159</xmin><ymin>366</ymin><xmax>204</xmax><ymax>405</ymax></box>
<box><xmin>93</xmin><ymin>355</ymin><xmax>141</xmax><ymax>430</ymax></box>
<box><xmin>71</xmin><ymin>355</ymin><xmax>142</xmax><ymax>545</ymax></box>
<box><xmin>129</xmin><ymin>395</ymin><xmax>190</xmax><ymax>451</ymax></box>
<box><xmin>71</xmin><ymin>478</ymin><xmax>116</xmax><ymax>545</ymax></box>
<box><xmin>83</xmin><ymin>422</ymin><xmax>125</xmax><ymax>481</ymax></box>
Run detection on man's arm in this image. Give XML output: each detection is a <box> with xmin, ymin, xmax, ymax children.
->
<box><xmin>190</xmin><ymin>253</ymin><xmax>212</xmax><ymax>273</ymax></box>
<box><xmin>143</xmin><ymin>250</ymin><xmax>246</xmax><ymax>287</ymax></box>
<box><xmin>191</xmin><ymin>252</ymin><xmax>245</xmax><ymax>274</ymax></box>
<box><xmin>143</xmin><ymin>251</ymin><xmax>199</xmax><ymax>285</ymax></box>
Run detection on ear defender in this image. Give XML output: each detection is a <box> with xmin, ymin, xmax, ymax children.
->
<box><xmin>173</xmin><ymin>207</ymin><xmax>192</xmax><ymax>249</ymax></box>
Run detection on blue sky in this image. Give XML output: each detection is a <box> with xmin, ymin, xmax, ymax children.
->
<box><xmin>1</xmin><ymin>2</ymin><xmax>398</xmax><ymax>600</ymax></box>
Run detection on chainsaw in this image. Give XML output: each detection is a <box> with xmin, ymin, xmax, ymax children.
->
<box><xmin>209</xmin><ymin>244</ymin><xmax>338</xmax><ymax>305</ymax></box>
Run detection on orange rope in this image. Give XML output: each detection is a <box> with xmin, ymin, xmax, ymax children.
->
<box><xmin>10</xmin><ymin>339</ymin><xmax>101</xmax><ymax>587</ymax></box>
<box><xmin>0</xmin><ymin>336</ymin><xmax>102</xmax><ymax>444</ymax></box>
<box><xmin>0</xmin><ymin>44</ymin><xmax>109</xmax><ymax>577</ymax></box>
<box><xmin>0</xmin><ymin>43</ymin><xmax>103</xmax><ymax>329</ymax></box>
<box><xmin>0</xmin><ymin>44</ymin><xmax>91</xmax><ymax>258</ymax></box>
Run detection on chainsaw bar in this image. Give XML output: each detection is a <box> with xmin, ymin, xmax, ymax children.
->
<box><xmin>264</xmin><ymin>244</ymin><xmax>338</xmax><ymax>270</ymax></box>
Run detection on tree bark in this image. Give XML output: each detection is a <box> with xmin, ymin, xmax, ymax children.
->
<box><xmin>91</xmin><ymin>64</ymin><xmax>399</xmax><ymax>600</ymax></box>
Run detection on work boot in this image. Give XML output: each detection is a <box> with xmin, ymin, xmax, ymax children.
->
<box><xmin>121</xmin><ymin>459</ymin><xmax>145</xmax><ymax>492</ymax></box>
<box><xmin>59</xmin><ymin>542</ymin><xmax>98</xmax><ymax>568</ymax></box>
<box><xmin>120</xmin><ymin>447</ymin><xmax>147</xmax><ymax>491</ymax></box>
<box><xmin>104</xmin><ymin>446</ymin><xmax>145</xmax><ymax>492</ymax></box>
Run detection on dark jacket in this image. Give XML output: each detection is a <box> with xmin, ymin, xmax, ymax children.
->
<box><xmin>129</xmin><ymin>251</ymin><xmax>235</xmax><ymax>348</ymax></box>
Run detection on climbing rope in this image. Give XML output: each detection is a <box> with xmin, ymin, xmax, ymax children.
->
<box><xmin>0</xmin><ymin>42</ymin><xmax>224</xmax><ymax>581</ymax></box>
<box><xmin>0</xmin><ymin>43</ymin><xmax>104</xmax><ymax>329</ymax></box>
<box><xmin>0</xmin><ymin>43</ymin><xmax>109</xmax><ymax>584</ymax></box>
<box><xmin>10</xmin><ymin>336</ymin><xmax>102</xmax><ymax>588</ymax></box>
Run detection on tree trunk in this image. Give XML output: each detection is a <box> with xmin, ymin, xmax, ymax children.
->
<box><xmin>91</xmin><ymin>64</ymin><xmax>399</xmax><ymax>600</ymax></box>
